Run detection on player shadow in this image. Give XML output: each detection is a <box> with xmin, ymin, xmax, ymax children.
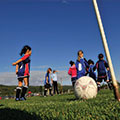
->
<box><xmin>67</xmin><ymin>98</ymin><xmax>79</xmax><ymax>101</ymax></box>
<box><xmin>0</xmin><ymin>104</ymin><xmax>4</xmax><ymax>107</ymax></box>
<box><xmin>0</xmin><ymin>108</ymin><xmax>41</xmax><ymax>120</ymax></box>
<box><xmin>67</xmin><ymin>97</ymin><xmax>87</xmax><ymax>102</ymax></box>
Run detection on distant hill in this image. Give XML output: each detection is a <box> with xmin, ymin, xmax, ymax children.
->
<box><xmin>0</xmin><ymin>84</ymin><xmax>72</xmax><ymax>97</ymax></box>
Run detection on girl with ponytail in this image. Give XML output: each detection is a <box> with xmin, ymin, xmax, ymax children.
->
<box><xmin>12</xmin><ymin>45</ymin><xmax>32</xmax><ymax>101</ymax></box>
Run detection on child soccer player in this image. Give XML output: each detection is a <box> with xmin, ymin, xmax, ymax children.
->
<box><xmin>68</xmin><ymin>61</ymin><xmax>77</xmax><ymax>87</ymax></box>
<box><xmin>12</xmin><ymin>45</ymin><xmax>32</xmax><ymax>101</ymax></box>
<box><xmin>76</xmin><ymin>50</ymin><xmax>89</xmax><ymax>79</ymax></box>
<box><xmin>94</xmin><ymin>53</ymin><xmax>109</xmax><ymax>91</ymax></box>
<box><xmin>88</xmin><ymin>59</ymin><xmax>96</xmax><ymax>81</ymax></box>
<box><xmin>44</xmin><ymin>68</ymin><xmax>53</xmax><ymax>97</ymax></box>
<box><xmin>51</xmin><ymin>70</ymin><xmax>59</xmax><ymax>95</ymax></box>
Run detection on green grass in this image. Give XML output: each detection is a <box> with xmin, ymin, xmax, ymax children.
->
<box><xmin>0</xmin><ymin>89</ymin><xmax>120</xmax><ymax>120</ymax></box>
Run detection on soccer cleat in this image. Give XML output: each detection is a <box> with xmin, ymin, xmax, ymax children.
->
<box><xmin>15</xmin><ymin>98</ymin><xmax>19</xmax><ymax>101</ymax></box>
<box><xmin>20</xmin><ymin>97</ymin><xmax>26</xmax><ymax>101</ymax></box>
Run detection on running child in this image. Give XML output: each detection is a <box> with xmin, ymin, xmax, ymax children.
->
<box><xmin>12</xmin><ymin>45</ymin><xmax>32</xmax><ymax>101</ymax></box>
<box><xmin>88</xmin><ymin>59</ymin><xmax>96</xmax><ymax>81</ymax></box>
<box><xmin>76</xmin><ymin>50</ymin><xmax>89</xmax><ymax>79</ymax></box>
<box><xmin>94</xmin><ymin>53</ymin><xmax>109</xmax><ymax>91</ymax></box>
<box><xmin>44</xmin><ymin>68</ymin><xmax>53</xmax><ymax>97</ymax></box>
<box><xmin>68</xmin><ymin>61</ymin><xmax>77</xmax><ymax>87</ymax></box>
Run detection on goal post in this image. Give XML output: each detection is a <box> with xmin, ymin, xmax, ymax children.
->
<box><xmin>92</xmin><ymin>0</ymin><xmax>120</xmax><ymax>101</ymax></box>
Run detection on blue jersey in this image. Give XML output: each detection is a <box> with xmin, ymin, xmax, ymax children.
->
<box><xmin>94</xmin><ymin>60</ymin><xmax>108</xmax><ymax>78</ymax></box>
<box><xmin>44</xmin><ymin>72</ymin><xmax>51</xmax><ymax>85</ymax></box>
<box><xmin>17</xmin><ymin>54</ymin><xmax>31</xmax><ymax>78</ymax></box>
<box><xmin>76</xmin><ymin>58</ymin><xmax>89</xmax><ymax>79</ymax></box>
<box><xmin>88</xmin><ymin>64</ymin><xmax>96</xmax><ymax>81</ymax></box>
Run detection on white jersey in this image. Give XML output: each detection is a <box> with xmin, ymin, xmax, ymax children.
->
<box><xmin>51</xmin><ymin>73</ymin><xmax>57</xmax><ymax>81</ymax></box>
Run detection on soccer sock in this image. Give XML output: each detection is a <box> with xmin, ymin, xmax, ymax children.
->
<box><xmin>16</xmin><ymin>87</ymin><xmax>22</xmax><ymax>99</ymax></box>
<box><xmin>44</xmin><ymin>89</ymin><xmax>47</xmax><ymax>96</ymax></box>
<box><xmin>108</xmin><ymin>81</ymin><xmax>113</xmax><ymax>90</ymax></box>
<box><xmin>97</xmin><ymin>85</ymin><xmax>100</xmax><ymax>91</ymax></box>
<box><xmin>49</xmin><ymin>88</ymin><xmax>52</xmax><ymax>95</ymax></box>
<box><xmin>21</xmin><ymin>86</ymin><xmax>28</xmax><ymax>98</ymax></box>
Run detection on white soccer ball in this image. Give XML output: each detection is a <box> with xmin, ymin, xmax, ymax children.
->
<box><xmin>74</xmin><ymin>76</ymin><xmax>97</xmax><ymax>99</ymax></box>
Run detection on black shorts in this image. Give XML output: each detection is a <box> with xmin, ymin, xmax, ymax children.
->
<box><xmin>97</xmin><ymin>76</ymin><xmax>107</xmax><ymax>82</ymax></box>
<box><xmin>18</xmin><ymin>76</ymin><xmax>29</xmax><ymax>81</ymax></box>
<box><xmin>44</xmin><ymin>83</ymin><xmax>52</xmax><ymax>89</ymax></box>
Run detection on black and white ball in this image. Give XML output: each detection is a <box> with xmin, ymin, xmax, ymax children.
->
<box><xmin>74</xmin><ymin>76</ymin><xmax>97</xmax><ymax>99</ymax></box>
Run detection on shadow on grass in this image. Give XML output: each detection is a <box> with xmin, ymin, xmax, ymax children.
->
<box><xmin>0</xmin><ymin>108</ymin><xmax>41</xmax><ymax>120</ymax></box>
<box><xmin>0</xmin><ymin>104</ymin><xmax>4</xmax><ymax>107</ymax></box>
<box><xmin>67</xmin><ymin>98</ymin><xmax>78</xmax><ymax>101</ymax></box>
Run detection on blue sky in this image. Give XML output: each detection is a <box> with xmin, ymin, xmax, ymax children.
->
<box><xmin>0</xmin><ymin>0</ymin><xmax>120</xmax><ymax>83</ymax></box>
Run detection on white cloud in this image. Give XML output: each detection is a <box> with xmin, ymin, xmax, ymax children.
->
<box><xmin>0</xmin><ymin>71</ymin><xmax>71</xmax><ymax>86</ymax></box>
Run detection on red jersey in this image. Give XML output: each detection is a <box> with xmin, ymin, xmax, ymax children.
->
<box><xmin>68</xmin><ymin>65</ymin><xmax>77</xmax><ymax>78</ymax></box>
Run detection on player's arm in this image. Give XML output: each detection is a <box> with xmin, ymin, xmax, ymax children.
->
<box><xmin>68</xmin><ymin>68</ymin><xmax>72</xmax><ymax>75</ymax></box>
<box><xmin>106</xmin><ymin>67</ymin><xmax>109</xmax><ymax>71</ymax></box>
<box><xmin>84</xmin><ymin>58</ymin><xmax>89</xmax><ymax>68</ymax></box>
<box><xmin>12</xmin><ymin>59</ymin><xmax>22</xmax><ymax>66</ymax></box>
<box><xmin>12</xmin><ymin>54</ymin><xmax>30</xmax><ymax>66</ymax></box>
<box><xmin>104</xmin><ymin>61</ymin><xmax>109</xmax><ymax>71</ymax></box>
<box><xmin>75</xmin><ymin>61</ymin><xmax>79</xmax><ymax>70</ymax></box>
<box><xmin>51</xmin><ymin>75</ymin><xmax>53</xmax><ymax>84</ymax></box>
<box><xmin>93</xmin><ymin>62</ymin><xmax>97</xmax><ymax>71</ymax></box>
<box><xmin>51</xmin><ymin>78</ymin><xmax>53</xmax><ymax>84</ymax></box>
<box><xmin>16</xmin><ymin>64</ymin><xmax>19</xmax><ymax>74</ymax></box>
<box><xmin>46</xmin><ymin>76</ymin><xmax>48</xmax><ymax>84</ymax></box>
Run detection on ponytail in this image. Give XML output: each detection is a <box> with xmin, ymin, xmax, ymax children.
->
<box><xmin>20</xmin><ymin>45</ymin><xmax>31</xmax><ymax>56</ymax></box>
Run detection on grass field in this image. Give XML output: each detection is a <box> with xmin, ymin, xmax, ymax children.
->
<box><xmin>0</xmin><ymin>89</ymin><xmax>120</xmax><ymax>120</ymax></box>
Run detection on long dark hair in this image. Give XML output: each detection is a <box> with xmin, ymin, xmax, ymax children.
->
<box><xmin>69</xmin><ymin>60</ymin><xmax>75</xmax><ymax>66</ymax></box>
<box><xmin>77</xmin><ymin>50</ymin><xmax>83</xmax><ymax>56</ymax></box>
<box><xmin>20</xmin><ymin>45</ymin><xmax>31</xmax><ymax>56</ymax></box>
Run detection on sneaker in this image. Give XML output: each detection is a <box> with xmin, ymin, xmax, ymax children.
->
<box><xmin>15</xmin><ymin>98</ymin><xmax>19</xmax><ymax>101</ymax></box>
<box><xmin>20</xmin><ymin>97</ymin><xmax>26</xmax><ymax>101</ymax></box>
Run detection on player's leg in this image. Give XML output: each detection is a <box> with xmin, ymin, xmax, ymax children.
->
<box><xmin>108</xmin><ymin>81</ymin><xmax>113</xmax><ymax>90</ymax></box>
<box><xmin>49</xmin><ymin>84</ymin><xmax>53</xmax><ymax>96</ymax></box>
<box><xmin>16</xmin><ymin>78</ymin><xmax>23</xmax><ymax>101</ymax></box>
<box><xmin>44</xmin><ymin>84</ymin><xmax>47</xmax><ymax>97</ymax></box>
<box><xmin>72</xmin><ymin>77</ymin><xmax>77</xmax><ymax>89</ymax></box>
<box><xmin>54</xmin><ymin>81</ymin><xmax>57</xmax><ymax>94</ymax></box>
<box><xmin>72</xmin><ymin>81</ymin><xmax>75</xmax><ymax>88</ymax></box>
<box><xmin>97</xmin><ymin>78</ymin><xmax>102</xmax><ymax>91</ymax></box>
<box><xmin>106</xmin><ymin>78</ymin><xmax>113</xmax><ymax>90</ymax></box>
<box><xmin>56</xmin><ymin>81</ymin><xmax>59</xmax><ymax>94</ymax></box>
<box><xmin>53</xmin><ymin>81</ymin><xmax>55</xmax><ymax>94</ymax></box>
<box><xmin>20</xmin><ymin>77</ymin><xmax>29</xmax><ymax>100</ymax></box>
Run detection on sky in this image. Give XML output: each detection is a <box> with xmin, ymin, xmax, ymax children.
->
<box><xmin>0</xmin><ymin>0</ymin><xmax>120</xmax><ymax>85</ymax></box>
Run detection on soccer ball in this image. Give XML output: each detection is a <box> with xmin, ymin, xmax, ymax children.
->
<box><xmin>74</xmin><ymin>76</ymin><xmax>97</xmax><ymax>99</ymax></box>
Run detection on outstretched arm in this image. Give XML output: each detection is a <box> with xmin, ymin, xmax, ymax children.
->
<box><xmin>12</xmin><ymin>59</ymin><xmax>22</xmax><ymax>66</ymax></box>
<box><xmin>12</xmin><ymin>54</ymin><xmax>30</xmax><ymax>66</ymax></box>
